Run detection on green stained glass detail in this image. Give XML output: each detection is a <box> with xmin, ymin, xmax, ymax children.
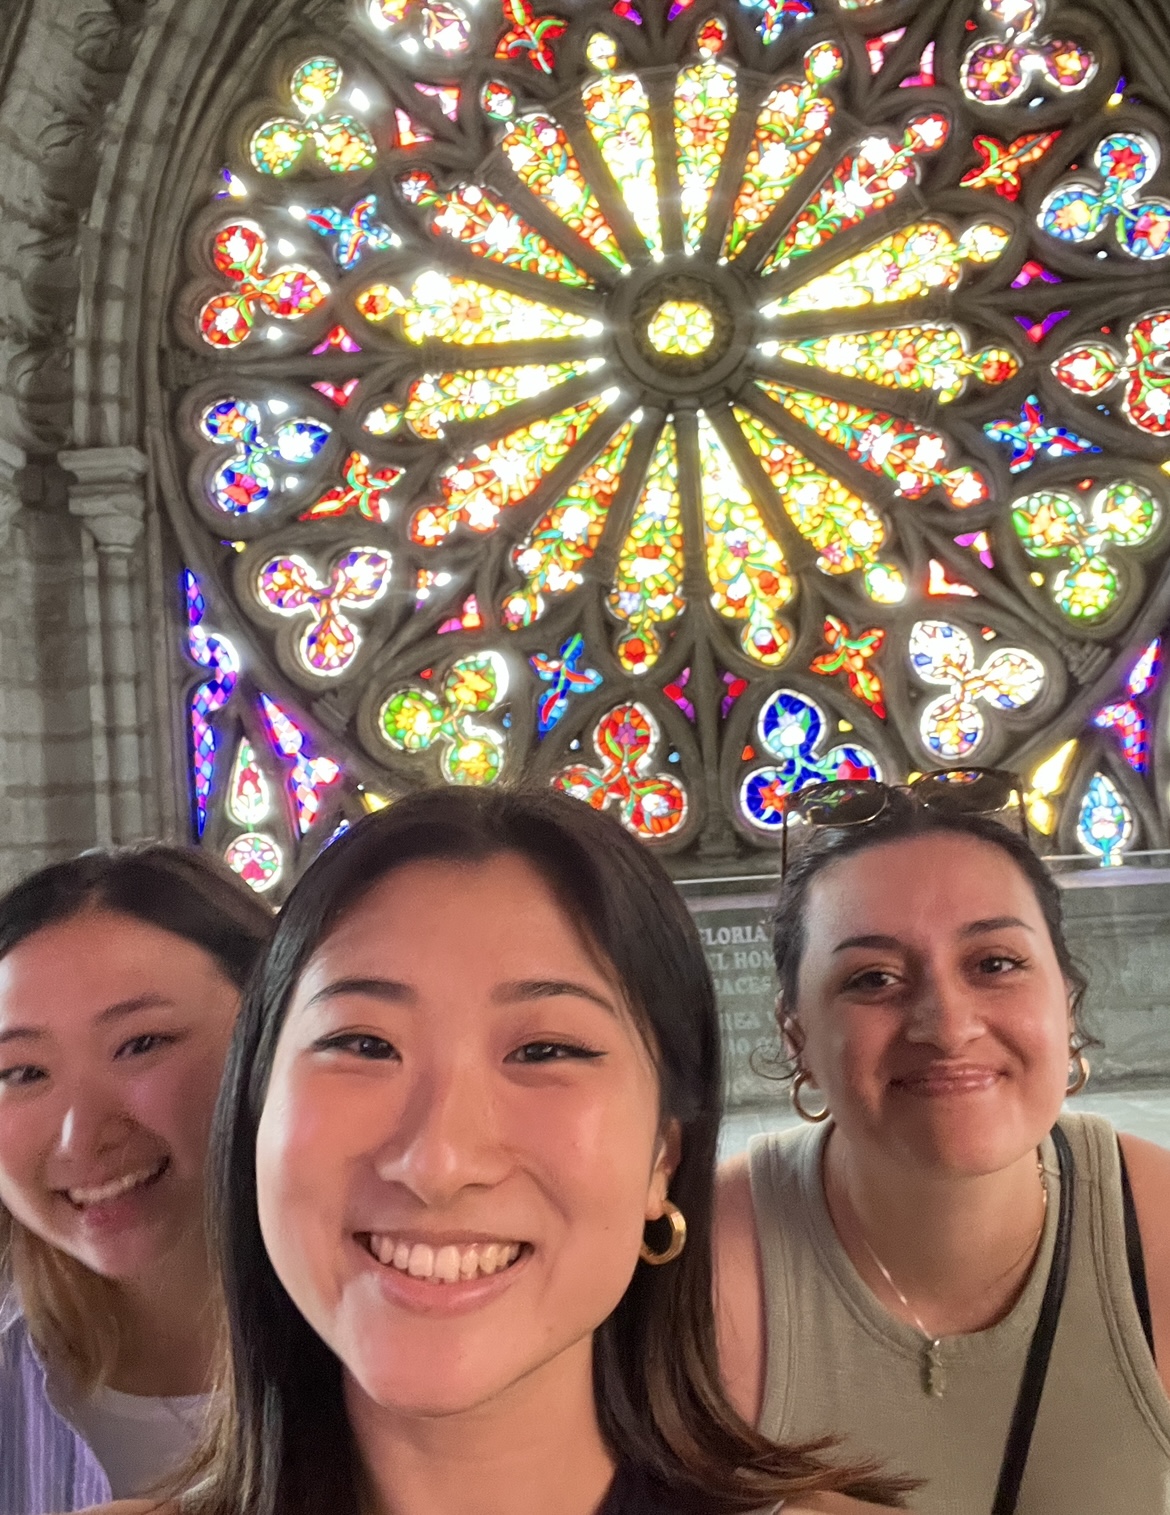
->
<box><xmin>675</xmin><ymin>58</ymin><xmax>739</xmax><ymax>253</ymax></box>
<box><xmin>723</xmin><ymin>41</ymin><xmax>843</xmax><ymax>262</ymax></box>
<box><xmin>1012</xmin><ymin>481</ymin><xmax>1160</xmax><ymax>621</ymax></box>
<box><xmin>380</xmin><ymin>653</ymin><xmax>509</xmax><ymax>784</ymax></box>
<box><xmin>761</xmin><ymin>221</ymin><xmax>1011</xmax><ymax>319</ymax></box>
<box><xmin>610</xmin><ymin>423</ymin><xmax>686</xmax><ymax>672</ymax></box>
<box><xmin>410</xmin><ymin>389</ymin><xmax>620</xmax><ymax>545</ymax></box>
<box><xmin>500</xmin><ymin>115</ymin><xmax>627</xmax><ymax>268</ymax></box>
<box><xmin>697</xmin><ymin>413</ymin><xmax>794</xmax><ymax>665</ymax></box>
<box><xmin>503</xmin><ymin>423</ymin><xmax>637</xmax><ymax>627</ymax></box>
<box><xmin>250</xmin><ymin>58</ymin><xmax>376</xmax><ymax>177</ymax></box>
<box><xmin>356</xmin><ymin>272</ymin><xmax>604</xmax><ymax>344</ymax></box>
<box><xmin>764</xmin><ymin>325</ymin><xmax>1020</xmax><ymax>403</ymax></box>
<box><xmin>756</xmin><ymin>379</ymin><xmax>989</xmax><ymax>509</ymax></box>
<box><xmin>401</xmin><ymin>171</ymin><xmax>592</xmax><ymax>287</ymax></box>
<box><xmin>581</xmin><ymin>72</ymin><xmax>663</xmax><ymax>258</ymax></box>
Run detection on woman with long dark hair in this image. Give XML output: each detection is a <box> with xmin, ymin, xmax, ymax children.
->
<box><xmin>716</xmin><ymin>787</ymin><xmax>1170</xmax><ymax>1512</ymax></box>
<box><xmin>91</xmin><ymin>787</ymin><xmax>908</xmax><ymax>1515</ymax></box>
<box><xmin>0</xmin><ymin>845</ymin><xmax>274</xmax><ymax>1514</ymax></box>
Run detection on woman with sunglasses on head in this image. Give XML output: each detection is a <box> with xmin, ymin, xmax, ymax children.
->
<box><xmin>0</xmin><ymin>846</ymin><xmax>274</xmax><ymax>1515</ymax></box>
<box><xmin>715</xmin><ymin>773</ymin><xmax>1170</xmax><ymax>1514</ymax></box>
<box><xmin>85</xmin><ymin>788</ymin><xmax>909</xmax><ymax>1515</ymax></box>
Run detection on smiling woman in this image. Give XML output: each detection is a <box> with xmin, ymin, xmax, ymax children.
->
<box><xmin>715</xmin><ymin>807</ymin><xmax>1170</xmax><ymax>1512</ymax></box>
<box><xmin>117</xmin><ymin>787</ymin><xmax>910</xmax><ymax>1515</ymax></box>
<box><xmin>0</xmin><ymin>846</ymin><xmax>274</xmax><ymax>1514</ymax></box>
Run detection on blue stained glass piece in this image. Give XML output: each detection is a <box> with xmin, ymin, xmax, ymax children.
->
<box><xmin>741</xmin><ymin>690</ymin><xmax>880</xmax><ymax>830</ymax></box>
<box><xmin>531</xmin><ymin>633</ymin><xmax>603</xmax><ymax>737</ymax></box>
<box><xmin>1076</xmin><ymin>771</ymin><xmax>1134</xmax><ymax>865</ymax></box>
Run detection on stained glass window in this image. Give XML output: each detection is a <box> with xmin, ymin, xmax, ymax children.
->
<box><xmin>170</xmin><ymin>0</ymin><xmax>1170</xmax><ymax>890</ymax></box>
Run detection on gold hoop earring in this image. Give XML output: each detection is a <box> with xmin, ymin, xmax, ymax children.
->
<box><xmin>791</xmin><ymin>1069</ymin><xmax>831</xmax><ymax>1123</ymax></box>
<box><xmin>640</xmin><ymin>1200</ymin><xmax>687</xmax><ymax>1265</ymax></box>
<box><xmin>1066</xmin><ymin>1051</ymin><xmax>1090</xmax><ymax>1097</ymax></box>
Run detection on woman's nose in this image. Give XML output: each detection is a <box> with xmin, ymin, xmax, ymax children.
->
<box><xmin>373</xmin><ymin>1057</ymin><xmax>505</xmax><ymax>1203</ymax></box>
<box><xmin>54</xmin><ymin>1091</ymin><xmax>137</xmax><ymax>1160</ymax></box>
<box><xmin>903</xmin><ymin>972</ymin><xmax>985</xmax><ymax>1052</ymax></box>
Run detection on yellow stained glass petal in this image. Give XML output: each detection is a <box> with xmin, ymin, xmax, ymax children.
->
<box><xmin>723</xmin><ymin>41</ymin><xmax>843</xmax><ymax>262</ymax></box>
<box><xmin>757</xmin><ymin>379</ymin><xmax>989</xmax><ymax>510</ymax></box>
<box><xmin>580</xmin><ymin>73</ymin><xmax>663</xmax><ymax>258</ymax></box>
<box><xmin>402</xmin><ymin>172</ymin><xmax>592</xmax><ymax>287</ymax></box>
<box><xmin>760</xmin><ymin>113</ymin><xmax>950</xmax><ymax>275</ymax></box>
<box><xmin>587</xmin><ymin>32</ymin><xmax>618</xmax><ymax>71</ymax></box>
<box><xmin>675</xmin><ymin>59</ymin><xmax>739</xmax><ymax>254</ymax></box>
<box><xmin>356</xmin><ymin>272</ymin><xmax>604</xmax><ymax>344</ymax></box>
<box><xmin>764</xmin><ymin>325</ymin><xmax>1020</xmax><ymax>404</ymax></box>
<box><xmin>504</xmin><ymin>422</ymin><xmax>637</xmax><ymax>627</ymax></box>
<box><xmin>367</xmin><ymin>360</ymin><xmax>606</xmax><ymax>441</ymax></box>
<box><xmin>734</xmin><ymin>406</ymin><xmax>892</xmax><ymax>588</ymax></box>
<box><xmin>410</xmin><ymin>389</ymin><xmax>620</xmax><ymax>545</ymax></box>
<box><xmin>697</xmin><ymin>414</ymin><xmax>793</xmax><ymax>665</ymax></box>
<box><xmin>609</xmin><ymin>422</ymin><xmax>685</xmax><ymax>673</ymax></box>
<box><xmin>500</xmin><ymin>116</ymin><xmax>627</xmax><ymax>269</ymax></box>
<box><xmin>761</xmin><ymin>221</ymin><xmax>1011</xmax><ymax>319</ymax></box>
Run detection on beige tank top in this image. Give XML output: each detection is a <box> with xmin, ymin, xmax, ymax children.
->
<box><xmin>749</xmin><ymin>1112</ymin><xmax>1170</xmax><ymax>1513</ymax></box>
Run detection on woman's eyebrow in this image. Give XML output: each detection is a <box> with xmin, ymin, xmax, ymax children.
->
<box><xmin>493</xmin><ymin>978</ymin><xmax>619</xmax><ymax>1016</ymax></box>
<box><xmin>0</xmin><ymin>1024</ymin><xmax>44</xmax><ymax>1047</ymax></box>
<box><xmin>306</xmin><ymin>977</ymin><xmax>416</xmax><ymax>1007</ymax></box>
<box><xmin>832</xmin><ymin>934</ymin><xmax>901</xmax><ymax>954</ymax></box>
<box><xmin>960</xmin><ymin>916</ymin><xmax>1035</xmax><ymax>937</ymax></box>
<box><xmin>95</xmin><ymin>992</ymin><xmax>176</xmax><ymax>1026</ymax></box>
<box><xmin>0</xmin><ymin>992</ymin><xmax>177</xmax><ymax>1046</ymax></box>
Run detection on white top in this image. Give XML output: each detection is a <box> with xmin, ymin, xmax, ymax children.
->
<box><xmin>62</xmin><ymin>1382</ymin><xmax>211</xmax><ymax>1498</ymax></box>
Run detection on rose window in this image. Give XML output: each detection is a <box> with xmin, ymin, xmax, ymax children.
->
<box><xmin>169</xmin><ymin>0</ymin><xmax>1170</xmax><ymax>890</ymax></box>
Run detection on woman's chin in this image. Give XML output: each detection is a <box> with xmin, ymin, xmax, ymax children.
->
<box><xmin>879</xmin><ymin>1097</ymin><xmax>1054</xmax><ymax>1174</ymax></box>
<box><xmin>345</xmin><ymin>1359</ymin><xmax>526</xmax><ymax>1420</ymax></box>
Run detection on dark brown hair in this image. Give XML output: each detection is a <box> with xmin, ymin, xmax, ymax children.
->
<box><xmin>189</xmin><ymin>786</ymin><xmax>908</xmax><ymax>1515</ymax></box>
<box><xmin>772</xmin><ymin>805</ymin><xmax>1091</xmax><ymax>1048</ymax></box>
<box><xmin>0</xmin><ymin>843</ymin><xmax>274</xmax><ymax>1390</ymax></box>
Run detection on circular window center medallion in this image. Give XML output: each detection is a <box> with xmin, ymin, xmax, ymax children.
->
<box><xmin>646</xmin><ymin>299</ymin><xmax>715</xmax><ymax>357</ymax></box>
<box><xmin>627</xmin><ymin>271</ymin><xmax>737</xmax><ymax>381</ymax></box>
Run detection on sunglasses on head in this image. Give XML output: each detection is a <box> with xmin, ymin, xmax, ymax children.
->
<box><xmin>780</xmin><ymin>767</ymin><xmax>1029</xmax><ymax>876</ymax></box>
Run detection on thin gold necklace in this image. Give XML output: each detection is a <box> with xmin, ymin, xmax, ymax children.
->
<box><xmin>847</xmin><ymin>1154</ymin><xmax>1048</xmax><ymax>1398</ymax></box>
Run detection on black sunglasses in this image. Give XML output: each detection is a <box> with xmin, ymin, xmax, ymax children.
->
<box><xmin>780</xmin><ymin>767</ymin><xmax>1029</xmax><ymax>876</ymax></box>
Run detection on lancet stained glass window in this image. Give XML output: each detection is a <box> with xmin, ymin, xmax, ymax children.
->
<box><xmin>169</xmin><ymin>0</ymin><xmax>1170</xmax><ymax>889</ymax></box>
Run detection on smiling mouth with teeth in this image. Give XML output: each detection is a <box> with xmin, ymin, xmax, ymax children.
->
<box><xmin>65</xmin><ymin>1157</ymin><xmax>169</xmax><ymax>1208</ymax></box>
<box><xmin>360</xmin><ymin>1235</ymin><xmax>525</xmax><ymax>1284</ymax></box>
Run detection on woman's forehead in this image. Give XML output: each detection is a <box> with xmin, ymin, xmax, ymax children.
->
<box><xmin>805</xmin><ymin>832</ymin><xmax>1044</xmax><ymax>944</ymax></box>
<box><xmin>295</xmin><ymin>852</ymin><xmax>623</xmax><ymax>1004</ymax></box>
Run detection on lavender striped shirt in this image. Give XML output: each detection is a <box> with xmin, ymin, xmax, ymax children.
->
<box><xmin>0</xmin><ymin>1291</ymin><xmax>110</xmax><ymax>1515</ymax></box>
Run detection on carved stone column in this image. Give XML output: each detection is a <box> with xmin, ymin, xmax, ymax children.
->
<box><xmin>62</xmin><ymin>444</ymin><xmax>152</xmax><ymax>845</ymax></box>
<box><xmin>0</xmin><ymin>439</ymin><xmax>23</xmax><ymax>545</ymax></box>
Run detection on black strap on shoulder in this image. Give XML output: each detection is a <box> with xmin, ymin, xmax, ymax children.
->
<box><xmin>1118</xmin><ymin>1137</ymin><xmax>1156</xmax><ymax>1359</ymax></box>
<box><xmin>990</xmin><ymin>1124</ymin><xmax>1075</xmax><ymax>1515</ymax></box>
